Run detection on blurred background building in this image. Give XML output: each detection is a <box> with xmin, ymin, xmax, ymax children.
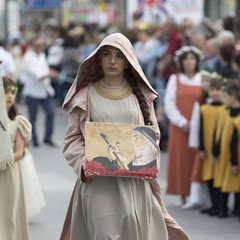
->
<box><xmin>0</xmin><ymin>0</ymin><xmax>240</xmax><ymax>39</ymax></box>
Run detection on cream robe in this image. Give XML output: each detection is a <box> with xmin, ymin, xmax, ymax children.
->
<box><xmin>61</xmin><ymin>84</ymin><xmax>189</xmax><ymax>240</ymax></box>
<box><xmin>61</xmin><ymin>33</ymin><xmax>189</xmax><ymax>240</ymax></box>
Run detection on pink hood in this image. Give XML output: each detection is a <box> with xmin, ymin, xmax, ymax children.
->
<box><xmin>62</xmin><ymin>32</ymin><xmax>158</xmax><ymax>112</ymax></box>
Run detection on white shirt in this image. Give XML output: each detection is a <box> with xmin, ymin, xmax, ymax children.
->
<box><xmin>47</xmin><ymin>39</ymin><xmax>64</xmax><ymax>66</ymax></box>
<box><xmin>21</xmin><ymin>48</ymin><xmax>54</xmax><ymax>98</ymax></box>
<box><xmin>164</xmin><ymin>73</ymin><xmax>202</xmax><ymax>128</ymax></box>
<box><xmin>0</xmin><ymin>46</ymin><xmax>16</xmax><ymax>77</ymax></box>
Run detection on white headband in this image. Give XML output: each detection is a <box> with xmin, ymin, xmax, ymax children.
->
<box><xmin>174</xmin><ymin>45</ymin><xmax>204</xmax><ymax>64</ymax></box>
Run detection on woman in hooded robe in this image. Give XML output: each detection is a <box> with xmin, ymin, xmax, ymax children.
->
<box><xmin>60</xmin><ymin>33</ymin><xmax>189</xmax><ymax>240</ymax></box>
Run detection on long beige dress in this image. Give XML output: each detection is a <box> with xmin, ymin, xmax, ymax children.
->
<box><xmin>70</xmin><ymin>85</ymin><xmax>168</xmax><ymax>240</ymax></box>
<box><xmin>0</xmin><ymin>115</ymin><xmax>29</xmax><ymax>240</ymax></box>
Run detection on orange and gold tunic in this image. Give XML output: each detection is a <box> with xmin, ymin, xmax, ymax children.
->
<box><xmin>166</xmin><ymin>75</ymin><xmax>202</xmax><ymax>196</ymax></box>
<box><xmin>222</xmin><ymin>115</ymin><xmax>240</xmax><ymax>193</ymax></box>
<box><xmin>199</xmin><ymin>102</ymin><xmax>225</xmax><ymax>181</ymax></box>
<box><xmin>213</xmin><ymin>108</ymin><xmax>240</xmax><ymax>189</ymax></box>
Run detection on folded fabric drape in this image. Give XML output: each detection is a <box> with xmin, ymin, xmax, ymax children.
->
<box><xmin>0</xmin><ymin>76</ymin><xmax>13</xmax><ymax>171</ymax></box>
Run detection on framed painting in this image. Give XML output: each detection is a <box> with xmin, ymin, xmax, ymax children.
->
<box><xmin>85</xmin><ymin>122</ymin><xmax>160</xmax><ymax>178</ymax></box>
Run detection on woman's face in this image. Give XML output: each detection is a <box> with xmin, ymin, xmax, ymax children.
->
<box><xmin>133</xmin><ymin>133</ymin><xmax>145</xmax><ymax>151</ymax></box>
<box><xmin>232</xmin><ymin>61</ymin><xmax>240</xmax><ymax>73</ymax></box>
<box><xmin>208</xmin><ymin>87</ymin><xmax>222</xmax><ymax>102</ymax></box>
<box><xmin>221</xmin><ymin>91</ymin><xmax>234</xmax><ymax>107</ymax></box>
<box><xmin>182</xmin><ymin>52</ymin><xmax>197</xmax><ymax>73</ymax></box>
<box><xmin>100</xmin><ymin>46</ymin><xmax>128</xmax><ymax>78</ymax></box>
<box><xmin>5</xmin><ymin>85</ymin><xmax>17</xmax><ymax>110</ymax></box>
<box><xmin>33</xmin><ymin>39</ymin><xmax>44</xmax><ymax>55</ymax></box>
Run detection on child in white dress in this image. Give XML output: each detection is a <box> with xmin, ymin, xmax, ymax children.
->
<box><xmin>2</xmin><ymin>76</ymin><xmax>45</xmax><ymax>220</ymax></box>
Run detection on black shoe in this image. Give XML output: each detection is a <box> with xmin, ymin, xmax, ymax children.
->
<box><xmin>200</xmin><ymin>208</ymin><xmax>213</xmax><ymax>214</ymax></box>
<box><xmin>231</xmin><ymin>208</ymin><xmax>238</xmax><ymax>216</ymax></box>
<box><xmin>44</xmin><ymin>140</ymin><xmax>59</xmax><ymax>147</ymax></box>
<box><xmin>218</xmin><ymin>211</ymin><xmax>228</xmax><ymax>218</ymax></box>
<box><xmin>33</xmin><ymin>142</ymin><xmax>40</xmax><ymax>147</ymax></box>
<box><xmin>209</xmin><ymin>208</ymin><xmax>219</xmax><ymax>216</ymax></box>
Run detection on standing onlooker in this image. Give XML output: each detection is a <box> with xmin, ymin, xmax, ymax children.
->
<box><xmin>134</xmin><ymin>24</ymin><xmax>167</xmax><ymax>101</ymax></box>
<box><xmin>9</xmin><ymin>38</ymin><xmax>22</xmax><ymax>81</ymax></box>
<box><xmin>164</xmin><ymin>46</ymin><xmax>203</xmax><ymax>206</ymax></box>
<box><xmin>191</xmin><ymin>30</ymin><xmax>206</xmax><ymax>51</ymax></box>
<box><xmin>0</xmin><ymin>38</ymin><xmax>16</xmax><ymax>78</ymax></box>
<box><xmin>216</xmin><ymin>30</ymin><xmax>236</xmax><ymax>47</ymax></box>
<box><xmin>156</xmin><ymin>18</ymin><xmax>184</xmax><ymax>150</ymax></box>
<box><xmin>46</xmin><ymin>26</ymin><xmax>65</xmax><ymax>98</ymax></box>
<box><xmin>9</xmin><ymin>38</ymin><xmax>24</xmax><ymax>103</ymax></box>
<box><xmin>58</xmin><ymin>34</ymin><xmax>81</xmax><ymax>106</ymax></box>
<box><xmin>20</xmin><ymin>37</ymin><xmax>57</xmax><ymax>147</ymax></box>
<box><xmin>0</xmin><ymin>76</ymin><xmax>30</xmax><ymax>240</ymax></box>
<box><xmin>157</xmin><ymin>17</ymin><xmax>184</xmax><ymax>87</ymax></box>
<box><xmin>202</xmin><ymin>38</ymin><xmax>220</xmax><ymax>72</ymax></box>
<box><xmin>79</xmin><ymin>29</ymin><xmax>98</xmax><ymax>62</ymax></box>
<box><xmin>212</xmin><ymin>43</ymin><xmax>236</xmax><ymax>79</ymax></box>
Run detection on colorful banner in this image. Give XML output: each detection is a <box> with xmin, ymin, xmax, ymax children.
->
<box><xmin>68</xmin><ymin>0</ymin><xmax>117</xmax><ymax>27</ymax></box>
<box><xmin>137</xmin><ymin>0</ymin><xmax>168</xmax><ymax>22</ymax></box>
<box><xmin>166</xmin><ymin>0</ymin><xmax>203</xmax><ymax>24</ymax></box>
<box><xmin>27</xmin><ymin>0</ymin><xmax>62</xmax><ymax>9</ymax></box>
<box><xmin>127</xmin><ymin>0</ymin><xmax>203</xmax><ymax>28</ymax></box>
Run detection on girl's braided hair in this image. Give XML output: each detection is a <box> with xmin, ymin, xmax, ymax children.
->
<box><xmin>124</xmin><ymin>68</ymin><xmax>153</xmax><ymax>126</ymax></box>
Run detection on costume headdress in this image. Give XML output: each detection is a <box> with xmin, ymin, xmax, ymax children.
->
<box><xmin>200</xmin><ymin>70</ymin><xmax>229</xmax><ymax>90</ymax></box>
<box><xmin>173</xmin><ymin>45</ymin><xmax>204</xmax><ymax>64</ymax></box>
<box><xmin>200</xmin><ymin>70</ymin><xmax>212</xmax><ymax>82</ymax></box>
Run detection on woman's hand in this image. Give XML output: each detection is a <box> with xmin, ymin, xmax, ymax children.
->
<box><xmin>231</xmin><ymin>165</ymin><xmax>239</xmax><ymax>176</ymax></box>
<box><xmin>81</xmin><ymin>164</ymin><xmax>93</xmax><ymax>183</ymax></box>
<box><xmin>211</xmin><ymin>156</ymin><xmax>217</xmax><ymax>164</ymax></box>
<box><xmin>198</xmin><ymin>151</ymin><xmax>205</xmax><ymax>160</ymax></box>
<box><xmin>14</xmin><ymin>130</ymin><xmax>25</xmax><ymax>161</ymax></box>
<box><xmin>182</xmin><ymin>122</ymin><xmax>190</xmax><ymax>133</ymax></box>
<box><xmin>142</xmin><ymin>176</ymin><xmax>153</xmax><ymax>180</ymax></box>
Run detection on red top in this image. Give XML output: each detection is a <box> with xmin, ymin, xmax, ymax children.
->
<box><xmin>163</xmin><ymin>32</ymin><xmax>184</xmax><ymax>81</ymax></box>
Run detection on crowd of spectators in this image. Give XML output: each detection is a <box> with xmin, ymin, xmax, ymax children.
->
<box><xmin>1</xmin><ymin>14</ymin><xmax>240</xmax><ymax>222</ymax></box>
<box><xmin>1</xmin><ymin>15</ymin><xmax>240</xmax><ymax>108</ymax></box>
<box><xmin>0</xmin><ymin>14</ymin><xmax>240</xmax><ymax>150</ymax></box>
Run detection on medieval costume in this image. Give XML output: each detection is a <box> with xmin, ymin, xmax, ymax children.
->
<box><xmin>60</xmin><ymin>33</ymin><xmax>189</xmax><ymax>240</ymax></box>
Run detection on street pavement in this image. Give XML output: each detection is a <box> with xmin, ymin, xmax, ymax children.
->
<box><xmin>18</xmin><ymin>104</ymin><xmax>240</xmax><ymax>240</ymax></box>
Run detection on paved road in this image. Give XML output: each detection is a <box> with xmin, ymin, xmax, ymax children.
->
<box><xmin>18</xmin><ymin>104</ymin><xmax>240</xmax><ymax>240</ymax></box>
